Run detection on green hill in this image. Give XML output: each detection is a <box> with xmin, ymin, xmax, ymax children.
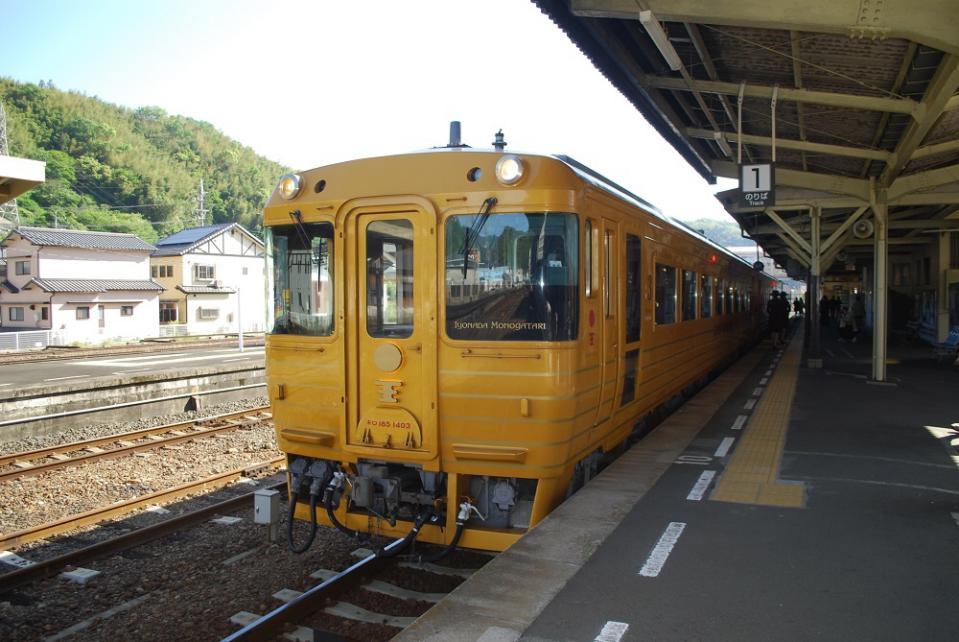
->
<box><xmin>1</xmin><ymin>78</ymin><xmax>289</xmax><ymax>243</ymax></box>
<box><xmin>682</xmin><ymin>217</ymin><xmax>756</xmax><ymax>249</ymax></box>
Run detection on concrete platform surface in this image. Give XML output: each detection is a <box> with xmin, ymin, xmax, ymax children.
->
<box><xmin>399</xmin><ymin>325</ymin><xmax>959</xmax><ymax>641</ymax></box>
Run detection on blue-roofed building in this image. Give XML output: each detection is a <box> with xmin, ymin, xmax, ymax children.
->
<box><xmin>151</xmin><ymin>222</ymin><xmax>265</xmax><ymax>334</ymax></box>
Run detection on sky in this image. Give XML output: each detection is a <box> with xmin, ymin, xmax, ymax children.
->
<box><xmin>2</xmin><ymin>0</ymin><xmax>736</xmax><ymax>222</ymax></box>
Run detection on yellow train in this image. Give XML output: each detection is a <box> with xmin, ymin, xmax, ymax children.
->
<box><xmin>264</xmin><ymin>130</ymin><xmax>771</xmax><ymax>553</ymax></box>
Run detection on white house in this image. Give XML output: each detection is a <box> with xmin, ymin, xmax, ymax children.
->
<box><xmin>151</xmin><ymin>222</ymin><xmax>265</xmax><ymax>334</ymax></box>
<box><xmin>0</xmin><ymin>227</ymin><xmax>162</xmax><ymax>343</ymax></box>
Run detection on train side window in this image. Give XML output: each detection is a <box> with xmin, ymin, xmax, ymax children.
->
<box><xmin>682</xmin><ymin>270</ymin><xmax>697</xmax><ymax>321</ymax></box>
<box><xmin>367</xmin><ymin>219</ymin><xmax>414</xmax><ymax>338</ymax></box>
<box><xmin>620</xmin><ymin>348</ymin><xmax>639</xmax><ymax>406</ymax></box>
<box><xmin>716</xmin><ymin>279</ymin><xmax>724</xmax><ymax>315</ymax></box>
<box><xmin>700</xmin><ymin>274</ymin><xmax>712</xmax><ymax>319</ymax></box>
<box><xmin>625</xmin><ymin>234</ymin><xmax>642</xmax><ymax>342</ymax></box>
<box><xmin>585</xmin><ymin>220</ymin><xmax>593</xmax><ymax>298</ymax></box>
<box><xmin>604</xmin><ymin>229</ymin><xmax>613</xmax><ymax>318</ymax></box>
<box><xmin>655</xmin><ymin>263</ymin><xmax>677</xmax><ymax>324</ymax></box>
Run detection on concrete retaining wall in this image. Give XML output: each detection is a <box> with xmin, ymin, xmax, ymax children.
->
<box><xmin>0</xmin><ymin>365</ymin><xmax>266</xmax><ymax>443</ymax></box>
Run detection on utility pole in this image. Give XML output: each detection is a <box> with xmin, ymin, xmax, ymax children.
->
<box><xmin>194</xmin><ymin>178</ymin><xmax>209</xmax><ymax>226</ymax></box>
<box><xmin>0</xmin><ymin>100</ymin><xmax>20</xmax><ymax>228</ymax></box>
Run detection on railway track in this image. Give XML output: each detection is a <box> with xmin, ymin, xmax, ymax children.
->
<box><xmin>223</xmin><ymin>545</ymin><xmax>489</xmax><ymax>642</ymax></box>
<box><xmin>0</xmin><ymin>406</ymin><xmax>272</xmax><ymax>482</ymax></box>
<box><xmin>0</xmin><ymin>475</ymin><xmax>287</xmax><ymax>591</ymax></box>
<box><xmin>0</xmin><ymin>457</ymin><xmax>284</xmax><ymax>551</ymax></box>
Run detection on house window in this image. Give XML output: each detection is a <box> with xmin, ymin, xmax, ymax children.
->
<box><xmin>76</xmin><ymin>306</ymin><xmax>90</xmax><ymax>320</ymax></box>
<box><xmin>0</xmin><ymin>264</ymin><xmax>6</xmax><ymax>278</ymax></box>
<box><xmin>152</xmin><ymin>266</ymin><xmax>158</xmax><ymax>278</ymax></box>
<box><xmin>198</xmin><ymin>307</ymin><xmax>219</xmax><ymax>320</ymax></box>
<box><xmin>195</xmin><ymin>265</ymin><xmax>215</xmax><ymax>280</ymax></box>
<box><xmin>9</xmin><ymin>307</ymin><xmax>23</xmax><ymax>321</ymax></box>
<box><xmin>15</xmin><ymin>261</ymin><xmax>29</xmax><ymax>275</ymax></box>
<box><xmin>160</xmin><ymin>301</ymin><xmax>178</xmax><ymax>323</ymax></box>
<box><xmin>121</xmin><ymin>305</ymin><xmax>134</xmax><ymax>316</ymax></box>
<box><xmin>41</xmin><ymin>307</ymin><xmax>49</xmax><ymax>321</ymax></box>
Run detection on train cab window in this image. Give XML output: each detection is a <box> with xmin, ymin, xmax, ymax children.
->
<box><xmin>625</xmin><ymin>235</ymin><xmax>642</xmax><ymax>342</ymax></box>
<box><xmin>682</xmin><ymin>270</ymin><xmax>697</xmax><ymax>321</ymax></box>
<box><xmin>268</xmin><ymin>221</ymin><xmax>334</xmax><ymax>336</ymax></box>
<box><xmin>367</xmin><ymin>219</ymin><xmax>415</xmax><ymax>338</ymax></box>
<box><xmin>716</xmin><ymin>279</ymin><xmax>724</xmax><ymax>315</ymax></box>
<box><xmin>655</xmin><ymin>263</ymin><xmax>677</xmax><ymax>325</ymax></box>
<box><xmin>445</xmin><ymin>212</ymin><xmax>578</xmax><ymax>341</ymax></box>
<box><xmin>700</xmin><ymin>274</ymin><xmax>712</xmax><ymax>319</ymax></box>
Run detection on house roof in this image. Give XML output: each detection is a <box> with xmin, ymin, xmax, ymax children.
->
<box><xmin>153</xmin><ymin>222</ymin><xmax>263</xmax><ymax>256</ymax></box>
<box><xmin>27</xmin><ymin>278</ymin><xmax>164</xmax><ymax>293</ymax></box>
<box><xmin>177</xmin><ymin>284</ymin><xmax>236</xmax><ymax>295</ymax></box>
<box><xmin>8</xmin><ymin>227</ymin><xmax>155</xmax><ymax>252</ymax></box>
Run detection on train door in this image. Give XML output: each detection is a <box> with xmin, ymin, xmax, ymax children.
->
<box><xmin>593</xmin><ymin>218</ymin><xmax>619</xmax><ymax>426</ymax></box>
<box><xmin>346</xmin><ymin>208</ymin><xmax>438</xmax><ymax>458</ymax></box>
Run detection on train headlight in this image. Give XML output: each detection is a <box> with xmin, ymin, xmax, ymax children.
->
<box><xmin>276</xmin><ymin>173</ymin><xmax>303</xmax><ymax>200</ymax></box>
<box><xmin>495</xmin><ymin>155</ymin><xmax>525</xmax><ymax>185</ymax></box>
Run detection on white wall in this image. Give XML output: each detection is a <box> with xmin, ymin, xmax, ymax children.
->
<box><xmin>41</xmin><ymin>246</ymin><xmax>152</xmax><ymax>280</ymax></box>
<box><xmin>181</xmin><ymin>227</ymin><xmax>266</xmax><ymax>332</ymax></box>
<box><xmin>51</xmin><ymin>291</ymin><xmax>160</xmax><ymax>341</ymax></box>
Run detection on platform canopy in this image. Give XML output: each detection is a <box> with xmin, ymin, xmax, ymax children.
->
<box><xmin>533</xmin><ymin>0</ymin><xmax>959</xmax><ymax>275</ymax></box>
<box><xmin>534</xmin><ymin>0</ymin><xmax>959</xmax><ymax>379</ymax></box>
<box><xmin>0</xmin><ymin>155</ymin><xmax>45</xmax><ymax>205</ymax></box>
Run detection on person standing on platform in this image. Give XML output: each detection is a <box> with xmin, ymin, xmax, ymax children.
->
<box><xmin>819</xmin><ymin>294</ymin><xmax>830</xmax><ymax>326</ymax></box>
<box><xmin>769</xmin><ymin>291</ymin><xmax>789</xmax><ymax>348</ymax></box>
<box><xmin>794</xmin><ymin>296</ymin><xmax>804</xmax><ymax>317</ymax></box>
<box><xmin>852</xmin><ymin>294</ymin><xmax>866</xmax><ymax>340</ymax></box>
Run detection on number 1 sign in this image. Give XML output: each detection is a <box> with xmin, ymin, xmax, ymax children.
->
<box><xmin>739</xmin><ymin>163</ymin><xmax>775</xmax><ymax>208</ymax></box>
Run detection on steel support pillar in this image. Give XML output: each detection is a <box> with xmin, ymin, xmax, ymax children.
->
<box><xmin>872</xmin><ymin>199</ymin><xmax>889</xmax><ymax>381</ymax></box>
<box><xmin>808</xmin><ymin>206</ymin><xmax>822</xmax><ymax>367</ymax></box>
<box><xmin>937</xmin><ymin>232</ymin><xmax>951</xmax><ymax>341</ymax></box>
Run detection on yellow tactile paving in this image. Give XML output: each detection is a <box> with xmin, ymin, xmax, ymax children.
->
<box><xmin>711</xmin><ymin>333</ymin><xmax>806</xmax><ymax>508</ymax></box>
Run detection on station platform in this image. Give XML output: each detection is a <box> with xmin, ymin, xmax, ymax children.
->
<box><xmin>396</xmin><ymin>322</ymin><xmax>959</xmax><ymax>641</ymax></box>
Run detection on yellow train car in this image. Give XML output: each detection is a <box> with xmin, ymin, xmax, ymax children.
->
<box><xmin>264</xmin><ymin>141</ymin><xmax>770</xmax><ymax>553</ymax></box>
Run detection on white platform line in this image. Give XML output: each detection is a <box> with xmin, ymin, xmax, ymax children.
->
<box><xmin>752</xmin><ymin>387</ymin><xmax>764</xmax><ymax>397</ymax></box>
<box><xmin>594</xmin><ymin>621</ymin><xmax>629</xmax><ymax>642</ymax></box>
<box><xmin>744</xmin><ymin>399</ymin><xmax>757</xmax><ymax>411</ymax></box>
<box><xmin>731</xmin><ymin>415</ymin><xmax>748</xmax><ymax>431</ymax></box>
<box><xmin>765</xmin><ymin>370</ymin><xmax>773</xmax><ymax>377</ymax></box>
<box><xmin>686</xmin><ymin>471</ymin><xmax>716</xmax><ymax>501</ymax></box>
<box><xmin>841</xmin><ymin>348</ymin><xmax>855</xmax><ymax>358</ymax></box>
<box><xmin>638</xmin><ymin>522</ymin><xmax>686</xmax><ymax>578</ymax></box>
<box><xmin>759</xmin><ymin>377</ymin><xmax>768</xmax><ymax>385</ymax></box>
<box><xmin>44</xmin><ymin>375</ymin><xmax>86</xmax><ymax>382</ymax></box>
<box><xmin>714</xmin><ymin>437</ymin><xmax>736</xmax><ymax>458</ymax></box>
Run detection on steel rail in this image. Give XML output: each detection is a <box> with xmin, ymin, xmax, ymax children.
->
<box><xmin>221</xmin><ymin>538</ymin><xmax>410</xmax><ymax>642</ymax></box>
<box><xmin>0</xmin><ymin>480</ymin><xmax>286</xmax><ymax>591</ymax></box>
<box><xmin>0</xmin><ymin>409</ymin><xmax>272</xmax><ymax>482</ymax></box>
<box><xmin>0</xmin><ymin>457</ymin><xmax>284</xmax><ymax>549</ymax></box>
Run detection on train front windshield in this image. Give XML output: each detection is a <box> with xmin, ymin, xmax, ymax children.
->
<box><xmin>267</xmin><ymin>222</ymin><xmax>334</xmax><ymax>336</ymax></box>
<box><xmin>445</xmin><ymin>212</ymin><xmax>578</xmax><ymax>341</ymax></box>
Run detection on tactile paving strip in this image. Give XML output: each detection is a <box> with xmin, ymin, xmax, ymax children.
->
<box><xmin>711</xmin><ymin>333</ymin><xmax>806</xmax><ymax>508</ymax></box>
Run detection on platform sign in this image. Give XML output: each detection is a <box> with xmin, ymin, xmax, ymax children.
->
<box><xmin>739</xmin><ymin>163</ymin><xmax>775</xmax><ymax>208</ymax></box>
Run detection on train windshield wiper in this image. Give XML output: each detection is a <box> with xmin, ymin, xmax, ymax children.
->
<box><xmin>288</xmin><ymin>210</ymin><xmax>317</xmax><ymax>263</ymax></box>
<box><xmin>460</xmin><ymin>197</ymin><xmax>497</xmax><ymax>278</ymax></box>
